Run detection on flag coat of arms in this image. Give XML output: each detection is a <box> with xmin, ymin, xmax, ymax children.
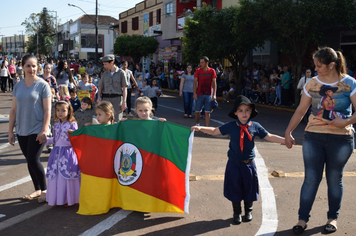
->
<box><xmin>69</xmin><ymin>120</ymin><xmax>193</xmax><ymax>215</ymax></box>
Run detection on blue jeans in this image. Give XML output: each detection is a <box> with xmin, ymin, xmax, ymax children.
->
<box><xmin>299</xmin><ymin>132</ymin><xmax>354</xmax><ymax>222</ymax></box>
<box><xmin>183</xmin><ymin>91</ymin><xmax>193</xmax><ymax>115</ymax></box>
<box><xmin>195</xmin><ymin>95</ymin><xmax>212</xmax><ymax>113</ymax></box>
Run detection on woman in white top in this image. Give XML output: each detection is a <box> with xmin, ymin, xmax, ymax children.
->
<box><xmin>1</xmin><ymin>61</ymin><xmax>11</xmax><ymax>92</ymax></box>
<box><xmin>297</xmin><ymin>68</ymin><xmax>312</xmax><ymax>95</ymax></box>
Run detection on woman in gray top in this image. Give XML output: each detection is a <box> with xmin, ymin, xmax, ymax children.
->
<box><xmin>54</xmin><ymin>60</ymin><xmax>72</xmax><ymax>87</ymax></box>
<box><xmin>8</xmin><ymin>55</ymin><xmax>52</xmax><ymax>201</ymax></box>
<box><xmin>179</xmin><ymin>64</ymin><xmax>195</xmax><ymax>118</ymax></box>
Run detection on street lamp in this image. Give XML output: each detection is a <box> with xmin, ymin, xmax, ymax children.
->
<box><xmin>68</xmin><ymin>2</ymin><xmax>98</xmax><ymax>63</ymax></box>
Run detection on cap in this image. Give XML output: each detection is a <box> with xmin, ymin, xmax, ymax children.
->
<box><xmin>100</xmin><ymin>54</ymin><xmax>115</xmax><ymax>62</ymax></box>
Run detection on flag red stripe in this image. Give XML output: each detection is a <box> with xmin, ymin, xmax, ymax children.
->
<box><xmin>70</xmin><ymin>135</ymin><xmax>186</xmax><ymax>210</ymax></box>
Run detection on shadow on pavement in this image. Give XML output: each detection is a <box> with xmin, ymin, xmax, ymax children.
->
<box><xmin>274</xmin><ymin>225</ymin><xmax>326</xmax><ymax>235</ymax></box>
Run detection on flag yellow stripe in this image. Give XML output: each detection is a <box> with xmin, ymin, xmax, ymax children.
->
<box><xmin>77</xmin><ymin>173</ymin><xmax>184</xmax><ymax>215</ymax></box>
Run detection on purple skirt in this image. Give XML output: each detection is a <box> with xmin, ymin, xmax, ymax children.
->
<box><xmin>46</xmin><ymin>173</ymin><xmax>81</xmax><ymax>206</ymax></box>
<box><xmin>224</xmin><ymin>159</ymin><xmax>259</xmax><ymax>202</ymax></box>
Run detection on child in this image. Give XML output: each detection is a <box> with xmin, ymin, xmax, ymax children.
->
<box><xmin>95</xmin><ymin>101</ymin><xmax>115</xmax><ymax>124</ymax></box>
<box><xmin>123</xmin><ymin>96</ymin><xmax>165</xmax><ymax>122</ymax></box>
<box><xmin>191</xmin><ymin>95</ymin><xmax>284</xmax><ymax>224</ymax></box>
<box><xmin>43</xmin><ymin>100</ymin><xmax>80</xmax><ymax>206</ymax></box>
<box><xmin>12</xmin><ymin>72</ymin><xmax>20</xmax><ymax>86</ymax></box>
<box><xmin>77</xmin><ymin>73</ymin><xmax>93</xmax><ymax>92</ymax></box>
<box><xmin>88</xmin><ymin>75</ymin><xmax>98</xmax><ymax>103</ymax></box>
<box><xmin>135</xmin><ymin>74</ymin><xmax>143</xmax><ymax>99</ymax></box>
<box><xmin>69</xmin><ymin>88</ymin><xmax>81</xmax><ymax>112</ymax></box>
<box><xmin>147</xmin><ymin>78</ymin><xmax>162</xmax><ymax>115</ymax></box>
<box><xmin>141</xmin><ymin>80</ymin><xmax>149</xmax><ymax>97</ymax></box>
<box><xmin>58</xmin><ymin>84</ymin><xmax>70</xmax><ymax>101</ymax></box>
<box><xmin>74</xmin><ymin>97</ymin><xmax>95</xmax><ymax>128</ymax></box>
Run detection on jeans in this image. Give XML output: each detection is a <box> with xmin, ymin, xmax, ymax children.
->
<box><xmin>276</xmin><ymin>84</ymin><xmax>282</xmax><ymax>104</ymax></box>
<box><xmin>195</xmin><ymin>95</ymin><xmax>212</xmax><ymax>113</ymax></box>
<box><xmin>183</xmin><ymin>91</ymin><xmax>193</xmax><ymax>115</ymax></box>
<box><xmin>299</xmin><ymin>132</ymin><xmax>354</xmax><ymax>222</ymax></box>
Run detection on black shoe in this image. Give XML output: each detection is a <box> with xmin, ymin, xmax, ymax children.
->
<box><xmin>244</xmin><ymin>201</ymin><xmax>253</xmax><ymax>222</ymax></box>
<box><xmin>233</xmin><ymin>213</ymin><xmax>242</xmax><ymax>224</ymax></box>
<box><xmin>292</xmin><ymin>224</ymin><xmax>307</xmax><ymax>234</ymax></box>
<box><xmin>324</xmin><ymin>223</ymin><xmax>337</xmax><ymax>234</ymax></box>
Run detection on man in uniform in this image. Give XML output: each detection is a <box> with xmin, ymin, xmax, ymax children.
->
<box><xmin>97</xmin><ymin>54</ymin><xmax>128</xmax><ymax>121</ymax></box>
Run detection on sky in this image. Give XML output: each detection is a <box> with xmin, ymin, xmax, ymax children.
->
<box><xmin>0</xmin><ymin>0</ymin><xmax>143</xmax><ymax>38</ymax></box>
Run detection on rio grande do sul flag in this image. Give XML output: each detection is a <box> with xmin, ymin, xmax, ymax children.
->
<box><xmin>69</xmin><ymin>120</ymin><xmax>194</xmax><ymax>215</ymax></box>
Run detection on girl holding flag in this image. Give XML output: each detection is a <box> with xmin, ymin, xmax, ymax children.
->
<box><xmin>191</xmin><ymin>95</ymin><xmax>285</xmax><ymax>224</ymax></box>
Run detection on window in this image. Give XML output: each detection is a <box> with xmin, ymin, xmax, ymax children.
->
<box><xmin>210</xmin><ymin>0</ymin><xmax>217</xmax><ymax>8</ymax></box>
<box><xmin>166</xmin><ymin>2</ymin><xmax>173</xmax><ymax>18</ymax></box>
<box><xmin>132</xmin><ymin>17</ymin><xmax>139</xmax><ymax>31</ymax></box>
<box><xmin>156</xmin><ymin>9</ymin><xmax>161</xmax><ymax>24</ymax></box>
<box><xmin>121</xmin><ymin>21</ymin><xmax>127</xmax><ymax>33</ymax></box>
<box><xmin>81</xmin><ymin>35</ymin><xmax>103</xmax><ymax>48</ymax></box>
<box><xmin>149</xmin><ymin>12</ymin><xmax>153</xmax><ymax>27</ymax></box>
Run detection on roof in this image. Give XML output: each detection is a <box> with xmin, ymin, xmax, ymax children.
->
<box><xmin>76</xmin><ymin>15</ymin><xmax>119</xmax><ymax>25</ymax></box>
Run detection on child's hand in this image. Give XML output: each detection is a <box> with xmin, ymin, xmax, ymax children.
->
<box><xmin>191</xmin><ymin>126</ymin><xmax>200</xmax><ymax>132</ymax></box>
<box><xmin>84</xmin><ymin>123</ymin><xmax>92</xmax><ymax>126</ymax></box>
<box><xmin>121</xmin><ymin>118</ymin><xmax>128</xmax><ymax>122</ymax></box>
<box><xmin>158</xmin><ymin>118</ymin><xmax>166</xmax><ymax>122</ymax></box>
<box><xmin>67</xmin><ymin>129</ymin><xmax>74</xmax><ymax>134</ymax></box>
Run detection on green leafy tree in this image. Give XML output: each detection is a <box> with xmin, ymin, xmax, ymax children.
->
<box><xmin>182</xmin><ymin>1</ymin><xmax>269</xmax><ymax>92</ymax></box>
<box><xmin>259</xmin><ymin>0</ymin><xmax>356</xmax><ymax>104</ymax></box>
<box><xmin>22</xmin><ymin>7</ymin><xmax>55</xmax><ymax>56</ymax></box>
<box><xmin>114</xmin><ymin>35</ymin><xmax>159</xmax><ymax>65</ymax></box>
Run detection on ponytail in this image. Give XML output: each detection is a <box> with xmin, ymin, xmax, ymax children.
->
<box><xmin>335</xmin><ymin>51</ymin><xmax>346</xmax><ymax>75</ymax></box>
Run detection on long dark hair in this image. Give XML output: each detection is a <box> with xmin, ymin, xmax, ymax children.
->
<box><xmin>56</xmin><ymin>60</ymin><xmax>72</xmax><ymax>78</ymax></box>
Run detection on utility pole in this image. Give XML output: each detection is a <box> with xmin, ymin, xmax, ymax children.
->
<box><xmin>95</xmin><ymin>0</ymin><xmax>98</xmax><ymax>64</ymax></box>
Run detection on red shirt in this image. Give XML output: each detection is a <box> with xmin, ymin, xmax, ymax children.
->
<box><xmin>70</xmin><ymin>63</ymin><xmax>79</xmax><ymax>73</ymax></box>
<box><xmin>194</xmin><ymin>67</ymin><xmax>217</xmax><ymax>95</ymax></box>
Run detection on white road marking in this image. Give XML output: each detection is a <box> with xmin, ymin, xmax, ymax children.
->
<box><xmin>0</xmin><ymin>176</ymin><xmax>32</xmax><ymax>193</ymax></box>
<box><xmin>0</xmin><ymin>141</ymin><xmax>17</xmax><ymax>151</ymax></box>
<box><xmin>255</xmin><ymin>148</ymin><xmax>278</xmax><ymax>236</ymax></box>
<box><xmin>160</xmin><ymin>103</ymin><xmax>278</xmax><ymax>236</ymax></box>
<box><xmin>0</xmin><ymin>214</ymin><xmax>5</xmax><ymax>218</ymax></box>
<box><xmin>0</xmin><ymin>205</ymin><xmax>52</xmax><ymax>231</ymax></box>
<box><xmin>78</xmin><ymin>210</ymin><xmax>132</xmax><ymax>236</ymax></box>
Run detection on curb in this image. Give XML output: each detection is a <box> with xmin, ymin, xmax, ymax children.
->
<box><xmin>161</xmin><ymin>88</ymin><xmax>296</xmax><ymax>113</ymax></box>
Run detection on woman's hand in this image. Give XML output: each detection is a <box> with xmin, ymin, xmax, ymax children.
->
<box><xmin>284</xmin><ymin>132</ymin><xmax>295</xmax><ymax>149</ymax></box>
<box><xmin>36</xmin><ymin>131</ymin><xmax>47</xmax><ymax>144</ymax></box>
<box><xmin>67</xmin><ymin>129</ymin><xmax>74</xmax><ymax>134</ymax></box>
<box><xmin>158</xmin><ymin>118</ymin><xmax>166</xmax><ymax>122</ymax></box>
<box><xmin>328</xmin><ymin>113</ymin><xmax>348</xmax><ymax>128</ymax></box>
<box><xmin>8</xmin><ymin>131</ymin><xmax>15</xmax><ymax>146</ymax></box>
<box><xmin>179</xmin><ymin>91</ymin><xmax>183</xmax><ymax>97</ymax></box>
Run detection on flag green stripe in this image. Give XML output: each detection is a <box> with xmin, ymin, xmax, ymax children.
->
<box><xmin>70</xmin><ymin>120</ymin><xmax>191</xmax><ymax>172</ymax></box>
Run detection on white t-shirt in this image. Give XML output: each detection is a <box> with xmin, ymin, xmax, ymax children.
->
<box><xmin>297</xmin><ymin>76</ymin><xmax>311</xmax><ymax>95</ymax></box>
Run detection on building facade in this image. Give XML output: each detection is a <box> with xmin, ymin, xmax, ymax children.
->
<box><xmin>2</xmin><ymin>35</ymin><xmax>29</xmax><ymax>58</ymax></box>
<box><xmin>54</xmin><ymin>15</ymin><xmax>119</xmax><ymax>60</ymax></box>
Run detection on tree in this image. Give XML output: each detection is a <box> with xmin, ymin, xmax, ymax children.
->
<box><xmin>182</xmin><ymin>1</ymin><xmax>269</xmax><ymax>93</ymax></box>
<box><xmin>22</xmin><ymin>7</ymin><xmax>55</xmax><ymax>56</ymax></box>
<box><xmin>259</xmin><ymin>0</ymin><xmax>356</xmax><ymax>104</ymax></box>
<box><xmin>114</xmin><ymin>35</ymin><xmax>159</xmax><ymax>65</ymax></box>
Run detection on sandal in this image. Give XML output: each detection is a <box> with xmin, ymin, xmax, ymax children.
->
<box><xmin>292</xmin><ymin>224</ymin><xmax>307</xmax><ymax>234</ymax></box>
<box><xmin>23</xmin><ymin>194</ymin><xmax>40</xmax><ymax>200</ymax></box>
<box><xmin>324</xmin><ymin>220</ymin><xmax>337</xmax><ymax>234</ymax></box>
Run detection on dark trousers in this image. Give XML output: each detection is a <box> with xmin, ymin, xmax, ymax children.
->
<box><xmin>150</xmin><ymin>97</ymin><xmax>158</xmax><ymax>115</ymax></box>
<box><xmin>9</xmin><ymin>74</ymin><xmax>15</xmax><ymax>91</ymax></box>
<box><xmin>126</xmin><ymin>88</ymin><xmax>132</xmax><ymax>113</ymax></box>
<box><xmin>1</xmin><ymin>76</ymin><xmax>7</xmax><ymax>91</ymax></box>
<box><xmin>17</xmin><ymin>134</ymin><xmax>47</xmax><ymax>191</ymax></box>
<box><xmin>281</xmin><ymin>88</ymin><xmax>289</xmax><ymax>106</ymax></box>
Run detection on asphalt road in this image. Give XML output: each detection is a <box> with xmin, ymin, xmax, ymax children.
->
<box><xmin>1</xmin><ymin>91</ymin><xmax>356</xmax><ymax>236</ymax></box>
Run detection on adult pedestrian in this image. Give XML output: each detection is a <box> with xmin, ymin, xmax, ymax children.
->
<box><xmin>285</xmin><ymin>47</ymin><xmax>356</xmax><ymax>234</ymax></box>
<box><xmin>54</xmin><ymin>61</ymin><xmax>72</xmax><ymax>87</ymax></box>
<box><xmin>122</xmin><ymin>61</ymin><xmax>138</xmax><ymax>117</ymax></box>
<box><xmin>40</xmin><ymin>63</ymin><xmax>59</xmax><ymax>99</ymax></box>
<box><xmin>179</xmin><ymin>64</ymin><xmax>194</xmax><ymax>118</ymax></box>
<box><xmin>281</xmin><ymin>66</ymin><xmax>291</xmax><ymax>106</ymax></box>
<box><xmin>193</xmin><ymin>56</ymin><xmax>217</xmax><ymax>127</ymax></box>
<box><xmin>97</xmin><ymin>54</ymin><xmax>128</xmax><ymax>122</ymax></box>
<box><xmin>8</xmin><ymin>54</ymin><xmax>52</xmax><ymax>201</ymax></box>
<box><xmin>1</xmin><ymin>61</ymin><xmax>11</xmax><ymax>93</ymax></box>
<box><xmin>8</xmin><ymin>60</ymin><xmax>16</xmax><ymax>91</ymax></box>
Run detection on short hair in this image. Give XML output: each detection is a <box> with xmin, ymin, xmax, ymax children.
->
<box><xmin>81</xmin><ymin>97</ymin><xmax>92</xmax><ymax>107</ymax></box>
<box><xmin>69</xmin><ymin>88</ymin><xmax>77</xmax><ymax>94</ymax></box>
<box><xmin>200</xmin><ymin>56</ymin><xmax>209</xmax><ymax>63</ymax></box>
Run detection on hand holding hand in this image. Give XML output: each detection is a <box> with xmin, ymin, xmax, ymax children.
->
<box><xmin>284</xmin><ymin>133</ymin><xmax>295</xmax><ymax>149</ymax></box>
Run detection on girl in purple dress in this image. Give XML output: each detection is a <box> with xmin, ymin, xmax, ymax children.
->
<box><xmin>42</xmin><ymin>100</ymin><xmax>81</xmax><ymax>206</ymax></box>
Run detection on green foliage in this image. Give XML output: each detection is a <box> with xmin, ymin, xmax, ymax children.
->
<box><xmin>114</xmin><ymin>35</ymin><xmax>159</xmax><ymax>64</ymax></box>
<box><xmin>22</xmin><ymin>7</ymin><xmax>55</xmax><ymax>56</ymax></box>
<box><xmin>182</xmin><ymin>1</ymin><xmax>269</xmax><ymax>91</ymax></box>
